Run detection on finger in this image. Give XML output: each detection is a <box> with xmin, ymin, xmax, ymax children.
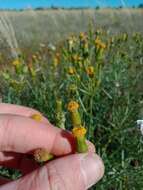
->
<box><xmin>0</xmin><ymin>152</ymin><xmax>38</xmax><ymax>175</ymax></box>
<box><xmin>0</xmin><ymin>114</ymin><xmax>75</xmax><ymax>155</ymax></box>
<box><xmin>0</xmin><ymin>142</ymin><xmax>95</xmax><ymax>175</ymax></box>
<box><xmin>0</xmin><ymin>152</ymin><xmax>22</xmax><ymax>168</ymax></box>
<box><xmin>0</xmin><ymin>153</ymin><xmax>104</xmax><ymax>190</ymax></box>
<box><xmin>0</xmin><ymin>103</ymin><xmax>49</xmax><ymax>124</ymax></box>
<box><xmin>0</xmin><ymin>176</ymin><xmax>11</xmax><ymax>186</ymax></box>
<box><xmin>86</xmin><ymin>141</ymin><xmax>96</xmax><ymax>153</ymax></box>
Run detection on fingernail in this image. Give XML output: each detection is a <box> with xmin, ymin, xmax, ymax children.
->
<box><xmin>80</xmin><ymin>153</ymin><xmax>104</xmax><ymax>189</ymax></box>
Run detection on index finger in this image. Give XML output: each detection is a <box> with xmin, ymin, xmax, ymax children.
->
<box><xmin>0</xmin><ymin>114</ymin><xmax>75</xmax><ymax>156</ymax></box>
<box><xmin>0</xmin><ymin>103</ymin><xmax>49</xmax><ymax>124</ymax></box>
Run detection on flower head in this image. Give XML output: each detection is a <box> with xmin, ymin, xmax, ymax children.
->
<box><xmin>12</xmin><ymin>59</ymin><xmax>21</xmax><ymax>66</ymax></box>
<box><xmin>86</xmin><ymin>66</ymin><xmax>94</xmax><ymax>77</ymax></box>
<box><xmin>72</xmin><ymin>126</ymin><xmax>87</xmax><ymax>138</ymax></box>
<box><xmin>68</xmin><ymin>67</ymin><xmax>76</xmax><ymax>75</ymax></box>
<box><xmin>67</xmin><ymin>101</ymin><xmax>79</xmax><ymax>112</ymax></box>
<box><xmin>34</xmin><ymin>148</ymin><xmax>54</xmax><ymax>163</ymax></box>
<box><xmin>31</xmin><ymin>114</ymin><xmax>42</xmax><ymax>122</ymax></box>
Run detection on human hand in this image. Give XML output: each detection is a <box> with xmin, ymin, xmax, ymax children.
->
<box><xmin>0</xmin><ymin>103</ymin><xmax>104</xmax><ymax>190</ymax></box>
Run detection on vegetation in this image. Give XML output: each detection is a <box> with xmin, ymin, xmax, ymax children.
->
<box><xmin>0</xmin><ymin>23</ymin><xmax>143</xmax><ymax>189</ymax></box>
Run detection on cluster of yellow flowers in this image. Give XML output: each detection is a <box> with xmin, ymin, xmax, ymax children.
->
<box><xmin>95</xmin><ymin>38</ymin><xmax>106</xmax><ymax>50</ymax></box>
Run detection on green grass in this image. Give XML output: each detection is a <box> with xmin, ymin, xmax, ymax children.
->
<box><xmin>0</xmin><ymin>25</ymin><xmax>143</xmax><ymax>189</ymax></box>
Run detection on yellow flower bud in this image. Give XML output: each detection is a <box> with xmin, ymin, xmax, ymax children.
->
<box><xmin>68</xmin><ymin>67</ymin><xmax>76</xmax><ymax>75</ymax></box>
<box><xmin>34</xmin><ymin>148</ymin><xmax>54</xmax><ymax>163</ymax></box>
<box><xmin>67</xmin><ymin>101</ymin><xmax>79</xmax><ymax>112</ymax></box>
<box><xmin>72</xmin><ymin>126</ymin><xmax>88</xmax><ymax>153</ymax></box>
<box><xmin>86</xmin><ymin>66</ymin><xmax>94</xmax><ymax>77</ymax></box>
<box><xmin>12</xmin><ymin>59</ymin><xmax>21</xmax><ymax>66</ymax></box>
<box><xmin>72</xmin><ymin>126</ymin><xmax>87</xmax><ymax>138</ymax></box>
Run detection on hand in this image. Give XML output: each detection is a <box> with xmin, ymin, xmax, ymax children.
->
<box><xmin>0</xmin><ymin>103</ymin><xmax>104</xmax><ymax>190</ymax></box>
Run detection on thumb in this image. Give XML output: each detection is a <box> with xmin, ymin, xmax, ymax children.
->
<box><xmin>0</xmin><ymin>153</ymin><xmax>104</xmax><ymax>190</ymax></box>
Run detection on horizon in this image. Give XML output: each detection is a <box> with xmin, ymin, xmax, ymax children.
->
<box><xmin>0</xmin><ymin>0</ymin><xmax>143</xmax><ymax>10</ymax></box>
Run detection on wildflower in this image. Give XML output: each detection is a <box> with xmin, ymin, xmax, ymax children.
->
<box><xmin>68</xmin><ymin>67</ymin><xmax>76</xmax><ymax>75</ymax></box>
<box><xmin>72</xmin><ymin>126</ymin><xmax>88</xmax><ymax>153</ymax></box>
<box><xmin>12</xmin><ymin>59</ymin><xmax>23</xmax><ymax>74</ymax></box>
<box><xmin>30</xmin><ymin>114</ymin><xmax>42</xmax><ymax>122</ymax></box>
<box><xmin>34</xmin><ymin>148</ymin><xmax>54</xmax><ymax>163</ymax></box>
<box><xmin>67</xmin><ymin>101</ymin><xmax>81</xmax><ymax>127</ymax></box>
<box><xmin>95</xmin><ymin>38</ymin><xmax>106</xmax><ymax>50</ymax></box>
<box><xmin>86</xmin><ymin>66</ymin><xmax>94</xmax><ymax>77</ymax></box>
<box><xmin>100</xmin><ymin>42</ymin><xmax>106</xmax><ymax>49</ymax></box>
<box><xmin>79</xmin><ymin>32</ymin><xmax>87</xmax><ymax>41</ymax></box>
<box><xmin>67</xmin><ymin>101</ymin><xmax>79</xmax><ymax>112</ymax></box>
<box><xmin>72</xmin><ymin>126</ymin><xmax>87</xmax><ymax>138</ymax></box>
<box><xmin>12</xmin><ymin>59</ymin><xmax>21</xmax><ymax>66</ymax></box>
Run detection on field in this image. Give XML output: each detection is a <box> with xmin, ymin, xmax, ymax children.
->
<box><xmin>0</xmin><ymin>8</ymin><xmax>143</xmax><ymax>190</ymax></box>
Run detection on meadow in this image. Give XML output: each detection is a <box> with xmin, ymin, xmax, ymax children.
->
<box><xmin>0</xmin><ymin>8</ymin><xmax>143</xmax><ymax>190</ymax></box>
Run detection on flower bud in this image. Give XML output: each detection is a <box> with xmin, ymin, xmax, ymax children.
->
<box><xmin>72</xmin><ymin>126</ymin><xmax>88</xmax><ymax>153</ymax></box>
<box><xmin>34</xmin><ymin>148</ymin><xmax>54</xmax><ymax>163</ymax></box>
<box><xmin>30</xmin><ymin>114</ymin><xmax>42</xmax><ymax>122</ymax></box>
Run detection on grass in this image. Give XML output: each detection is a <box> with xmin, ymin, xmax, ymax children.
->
<box><xmin>0</xmin><ymin>9</ymin><xmax>143</xmax><ymax>51</ymax></box>
<box><xmin>0</xmin><ymin>9</ymin><xmax>143</xmax><ymax>189</ymax></box>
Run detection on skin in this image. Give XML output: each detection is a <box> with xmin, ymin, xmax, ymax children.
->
<box><xmin>0</xmin><ymin>103</ymin><xmax>104</xmax><ymax>190</ymax></box>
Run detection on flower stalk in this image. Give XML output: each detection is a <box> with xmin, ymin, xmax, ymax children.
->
<box><xmin>67</xmin><ymin>101</ymin><xmax>88</xmax><ymax>153</ymax></box>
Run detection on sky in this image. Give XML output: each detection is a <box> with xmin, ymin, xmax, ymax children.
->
<box><xmin>0</xmin><ymin>0</ymin><xmax>142</xmax><ymax>9</ymax></box>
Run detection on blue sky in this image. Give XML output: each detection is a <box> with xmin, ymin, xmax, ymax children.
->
<box><xmin>0</xmin><ymin>0</ymin><xmax>142</xmax><ymax>9</ymax></box>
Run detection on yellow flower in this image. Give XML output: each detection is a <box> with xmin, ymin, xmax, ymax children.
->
<box><xmin>30</xmin><ymin>114</ymin><xmax>42</xmax><ymax>121</ymax></box>
<box><xmin>12</xmin><ymin>59</ymin><xmax>21</xmax><ymax>66</ymax></box>
<box><xmin>86</xmin><ymin>66</ymin><xmax>94</xmax><ymax>77</ymax></box>
<box><xmin>95</xmin><ymin>38</ymin><xmax>106</xmax><ymax>50</ymax></box>
<box><xmin>68</xmin><ymin>67</ymin><xmax>76</xmax><ymax>75</ymax></box>
<box><xmin>72</xmin><ymin>126</ymin><xmax>87</xmax><ymax>138</ymax></box>
<box><xmin>95</xmin><ymin>38</ymin><xmax>101</xmax><ymax>45</ymax></box>
<box><xmin>79</xmin><ymin>32</ymin><xmax>87</xmax><ymax>41</ymax></box>
<box><xmin>100</xmin><ymin>42</ymin><xmax>106</xmax><ymax>49</ymax></box>
<box><xmin>67</xmin><ymin>101</ymin><xmax>79</xmax><ymax>112</ymax></box>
